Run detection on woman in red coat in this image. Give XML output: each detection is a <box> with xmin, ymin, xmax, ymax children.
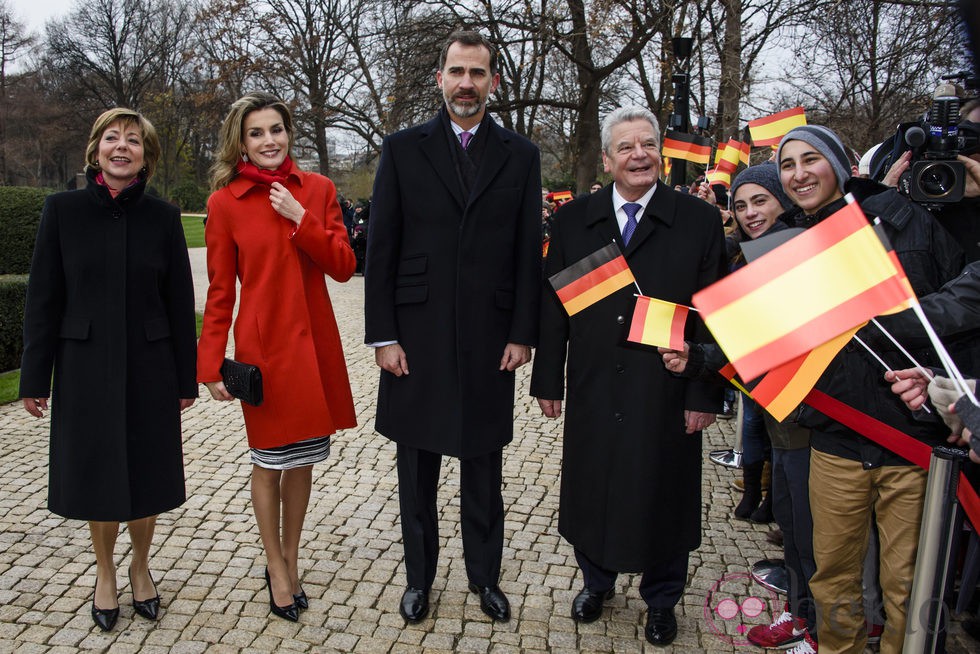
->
<box><xmin>197</xmin><ymin>92</ymin><xmax>357</xmax><ymax>622</ymax></box>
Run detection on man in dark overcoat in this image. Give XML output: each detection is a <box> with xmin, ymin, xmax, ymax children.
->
<box><xmin>530</xmin><ymin>106</ymin><xmax>727</xmax><ymax>646</ymax></box>
<box><xmin>364</xmin><ymin>30</ymin><xmax>541</xmax><ymax>624</ymax></box>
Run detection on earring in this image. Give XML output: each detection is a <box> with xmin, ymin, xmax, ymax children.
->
<box><xmin>241</xmin><ymin>153</ymin><xmax>248</xmax><ymax>162</ymax></box>
<box><xmin>140</xmin><ymin>166</ymin><xmax>148</xmax><ymax>174</ymax></box>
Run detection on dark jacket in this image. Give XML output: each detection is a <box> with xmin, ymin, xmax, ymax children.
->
<box><xmin>364</xmin><ymin>110</ymin><xmax>542</xmax><ymax>458</ymax></box>
<box><xmin>530</xmin><ymin>184</ymin><xmax>727</xmax><ymax>571</ymax></box>
<box><xmin>20</xmin><ymin>170</ymin><xmax>197</xmax><ymax>521</ymax></box>
<box><xmin>788</xmin><ymin>180</ymin><xmax>965</xmax><ymax>466</ymax></box>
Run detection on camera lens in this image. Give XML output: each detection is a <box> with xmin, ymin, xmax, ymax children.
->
<box><xmin>915</xmin><ymin>161</ymin><xmax>958</xmax><ymax>198</ymax></box>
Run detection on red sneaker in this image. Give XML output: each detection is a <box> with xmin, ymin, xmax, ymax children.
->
<box><xmin>866</xmin><ymin>621</ymin><xmax>884</xmax><ymax>645</ymax></box>
<box><xmin>747</xmin><ymin>610</ymin><xmax>807</xmax><ymax>649</ymax></box>
<box><xmin>787</xmin><ymin>630</ymin><xmax>817</xmax><ymax>653</ymax></box>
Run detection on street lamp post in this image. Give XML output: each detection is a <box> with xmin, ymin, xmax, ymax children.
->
<box><xmin>668</xmin><ymin>37</ymin><xmax>694</xmax><ymax>188</ymax></box>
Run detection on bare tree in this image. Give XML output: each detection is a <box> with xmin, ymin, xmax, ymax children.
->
<box><xmin>0</xmin><ymin>1</ymin><xmax>35</xmax><ymax>184</ymax></box>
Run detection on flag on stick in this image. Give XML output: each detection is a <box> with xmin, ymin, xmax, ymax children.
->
<box><xmin>715</xmin><ymin>138</ymin><xmax>742</xmax><ymax>174</ymax></box>
<box><xmin>627</xmin><ymin>296</ymin><xmax>689</xmax><ymax>350</ymax></box>
<box><xmin>738</xmin><ymin>139</ymin><xmax>751</xmax><ymax>166</ymax></box>
<box><xmin>663</xmin><ymin>156</ymin><xmax>672</xmax><ymax>181</ymax></box>
<box><xmin>749</xmin><ymin>107</ymin><xmax>807</xmax><ymax>147</ymax></box>
<box><xmin>706</xmin><ymin>167</ymin><xmax>731</xmax><ymax>188</ymax></box>
<box><xmin>549</xmin><ymin>243</ymin><xmax>636</xmax><ymax>316</ymax></box>
<box><xmin>662</xmin><ymin>130</ymin><xmax>712</xmax><ymax>164</ymax></box>
<box><xmin>692</xmin><ymin>199</ymin><xmax>915</xmax><ymax>381</ymax></box>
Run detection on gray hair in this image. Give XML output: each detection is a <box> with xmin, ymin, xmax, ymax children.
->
<box><xmin>601</xmin><ymin>107</ymin><xmax>661</xmax><ymax>155</ymax></box>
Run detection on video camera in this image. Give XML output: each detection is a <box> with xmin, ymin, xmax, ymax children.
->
<box><xmin>878</xmin><ymin>73</ymin><xmax>980</xmax><ymax>208</ymax></box>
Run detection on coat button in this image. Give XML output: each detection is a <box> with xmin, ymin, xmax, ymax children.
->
<box><xmin>616</xmin><ymin>364</ymin><xmax>625</xmax><ymax>373</ymax></box>
<box><xmin>614</xmin><ymin>412</ymin><xmax>623</xmax><ymax>422</ymax></box>
<box><xmin>616</xmin><ymin>315</ymin><xmax>625</xmax><ymax>324</ymax></box>
<box><xmin>113</xmin><ymin>212</ymin><xmax>122</xmax><ymax>219</ymax></box>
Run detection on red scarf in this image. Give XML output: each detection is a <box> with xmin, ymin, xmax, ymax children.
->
<box><xmin>236</xmin><ymin>157</ymin><xmax>294</xmax><ymax>185</ymax></box>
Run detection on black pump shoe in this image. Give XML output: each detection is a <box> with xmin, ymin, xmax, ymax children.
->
<box><xmin>265</xmin><ymin>568</ymin><xmax>299</xmax><ymax>622</ymax></box>
<box><xmin>91</xmin><ymin>578</ymin><xmax>119</xmax><ymax>632</ymax></box>
<box><xmin>294</xmin><ymin>589</ymin><xmax>309</xmax><ymax>610</ymax></box>
<box><xmin>130</xmin><ymin>569</ymin><xmax>161</xmax><ymax>620</ymax></box>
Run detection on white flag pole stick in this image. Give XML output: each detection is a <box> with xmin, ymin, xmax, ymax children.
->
<box><xmin>853</xmin><ymin>334</ymin><xmax>932</xmax><ymax>414</ymax></box>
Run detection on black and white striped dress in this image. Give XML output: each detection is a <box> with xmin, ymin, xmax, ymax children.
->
<box><xmin>250</xmin><ymin>435</ymin><xmax>331</xmax><ymax>470</ymax></box>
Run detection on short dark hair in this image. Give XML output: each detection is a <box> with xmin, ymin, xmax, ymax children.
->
<box><xmin>438</xmin><ymin>30</ymin><xmax>498</xmax><ymax>75</ymax></box>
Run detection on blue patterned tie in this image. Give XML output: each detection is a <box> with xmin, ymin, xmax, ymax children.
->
<box><xmin>459</xmin><ymin>131</ymin><xmax>472</xmax><ymax>149</ymax></box>
<box><xmin>622</xmin><ymin>202</ymin><xmax>641</xmax><ymax>245</ymax></box>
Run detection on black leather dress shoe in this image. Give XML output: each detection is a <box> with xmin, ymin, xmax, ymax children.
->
<box><xmin>645</xmin><ymin>607</ymin><xmax>678</xmax><ymax>646</ymax></box>
<box><xmin>91</xmin><ymin>601</ymin><xmax>119</xmax><ymax>632</ymax></box>
<box><xmin>294</xmin><ymin>590</ymin><xmax>309</xmax><ymax>611</ymax></box>
<box><xmin>570</xmin><ymin>587</ymin><xmax>614</xmax><ymax>623</ymax></box>
<box><xmin>399</xmin><ymin>587</ymin><xmax>429</xmax><ymax>623</ymax></box>
<box><xmin>468</xmin><ymin>583</ymin><xmax>510</xmax><ymax>621</ymax></box>
<box><xmin>130</xmin><ymin>569</ymin><xmax>161</xmax><ymax>621</ymax></box>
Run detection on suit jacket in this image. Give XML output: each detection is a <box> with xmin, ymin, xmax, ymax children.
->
<box><xmin>530</xmin><ymin>184</ymin><xmax>727</xmax><ymax>570</ymax></box>
<box><xmin>365</xmin><ymin>110</ymin><xmax>542</xmax><ymax>458</ymax></box>
<box><xmin>20</xmin><ymin>171</ymin><xmax>197</xmax><ymax>521</ymax></box>
<box><xmin>197</xmin><ymin>168</ymin><xmax>357</xmax><ymax>449</ymax></box>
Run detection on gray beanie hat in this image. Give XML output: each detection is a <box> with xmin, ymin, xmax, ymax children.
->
<box><xmin>729</xmin><ymin>162</ymin><xmax>794</xmax><ymax>211</ymax></box>
<box><xmin>776</xmin><ymin>125</ymin><xmax>851</xmax><ymax>193</ymax></box>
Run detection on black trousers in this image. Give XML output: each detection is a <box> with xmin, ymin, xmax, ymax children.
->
<box><xmin>574</xmin><ymin>547</ymin><xmax>689</xmax><ymax>610</ymax></box>
<box><xmin>396</xmin><ymin>444</ymin><xmax>504</xmax><ymax>590</ymax></box>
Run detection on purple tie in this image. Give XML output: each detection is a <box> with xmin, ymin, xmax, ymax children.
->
<box><xmin>459</xmin><ymin>131</ymin><xmax>472</xmax><ymax>149</ymax></box>
<box><xmin>622</xmin><ymin>202</ymin><xmax>641</xmax><ymax>245</ymax></box>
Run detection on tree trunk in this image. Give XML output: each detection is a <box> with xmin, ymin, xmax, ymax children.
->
<box><xmin>716</xmin><ymin>0</ymin><xmax>742</xmax><ymax>140</ymax></box>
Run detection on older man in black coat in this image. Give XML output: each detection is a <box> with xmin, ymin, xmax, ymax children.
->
<box><xmin>531</xmin><ymin>107</ymin><xmax>727</xmax><ymax>646</ymax></box>
<box><xmin>364</xmin><ymin>30</ymin><xmax>541</xmax><ymax>624</ymax></box>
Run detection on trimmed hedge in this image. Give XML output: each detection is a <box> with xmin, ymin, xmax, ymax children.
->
<box><xmin>0</xmin><ymin>275</ymin><xmax>28</xmax><ymax>372</ymax></box>
<box><xmin>0</xmin><ymin>187</ymin><xmax>50</xmax><ymax>274</ymax></box>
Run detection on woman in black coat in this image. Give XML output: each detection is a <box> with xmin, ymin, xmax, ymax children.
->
<box><xmin>19</xmin><ymin>108</ymin><xmax>197</xmax><ymax>632</ymax></box>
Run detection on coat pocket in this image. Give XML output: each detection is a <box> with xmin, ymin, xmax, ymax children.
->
<box><xmin>59</xmin><ymin>316</ymin><xmax>90</xmax><ymax>340</ymax></box>
<box><xmin>397</xmin><ymin>254</ymin><xmax>427</xmax><ymax>276</ymax></box>
<box><xmin>144</xmin><ymin>316</ymin><xmax>171</xmax><ymax>341</ymax></box>
<box><xmin>395</xmin><ymin>284</ymin><xmax>428</xmax><ymax>305</ymax></box>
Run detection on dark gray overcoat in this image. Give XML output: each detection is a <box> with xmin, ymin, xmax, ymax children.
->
<box><xmin>530</xmin><ymin>184</ymin><xmax>727</xmax><ymax>571</ymax></box>
<box><xmin>19</xmin><ymin>172</ymin><xmax>197</xmax><ymax>521</ymax></box>
<box><xmin>364</xmin><ymin>110</ymin><xmax>542</xmax><ymax>458</ymax></box>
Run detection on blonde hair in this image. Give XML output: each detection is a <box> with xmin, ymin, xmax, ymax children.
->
<box><xmin>210</xmin><ymin>92</ymin><xmax>295</xmax><ymax>192</ymax></box>
<box><xmin>84</xmin><ymin>108</ymin><xmax>161</xmax><ymax>180</ymax></box>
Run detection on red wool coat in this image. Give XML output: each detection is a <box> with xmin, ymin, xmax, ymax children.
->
<box><xmin>197</xmin><ymin>169</ymin><xmax>357</xmax><ymax>448</ymax></box>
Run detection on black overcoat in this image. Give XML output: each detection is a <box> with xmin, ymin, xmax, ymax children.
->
<box><xmin>530</xmin><ymin>184</ymin><xmax>727</xmax><ymax>571</ymax></box>
<box><xmin>19</xmin><ymin>172</ymin><xmax>197</xmax><ymax>521</ymax></box>
<box><xmin>364</xmin><ymin>111</ymin><xmax>542</xmax><ymax>458</ymax></box>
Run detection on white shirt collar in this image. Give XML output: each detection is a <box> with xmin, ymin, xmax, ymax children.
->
<box><xmin>450</xmin><ymin>121</ymin><xmax>480</xmax><ymax>139</ymax></box>
<box><xmin>611</xmin><ymin>183</ymin><xmax>657</xmax><ymax>230</ymax></box>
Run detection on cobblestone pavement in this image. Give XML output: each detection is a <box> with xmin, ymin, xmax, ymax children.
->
<box><xmin>0</xmin><ymin>249</ymin><xmax>975</xmax><ymax>653</ymax></box>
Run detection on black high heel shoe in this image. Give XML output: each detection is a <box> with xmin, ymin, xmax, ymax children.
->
<box><xmin>130</xmin><ymin>569</ymin><xmax>161</xmax><ymax>620</ymax></box>
<box><xmin>294</xmin><ymin>589</ymin><xmax>309</xmax><ymax>611</ymax></box>
<box><xmin>265</xmin><ymin>567</ymin><xmax>299</xmax><ymax>622</ymax></box>
<box><xmin>91</xmin><ymin>578</ymin><xmax>119</xmax><ymax>632</ymax></box>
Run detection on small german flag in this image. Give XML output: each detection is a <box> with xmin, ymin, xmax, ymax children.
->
<box><xmin>627</xmin><ymin>296</ymin><xmax>689</xmax><ymax>350</ymax></box>
<box><xmin>549</xmin><ymin>243</ymin><xmax>635</xmax><ymax>316</ymax></box>
<box><xmin>749</xmin><ymin>107</ymin><xmax>807</xmax><ymax>147</ymax></box>
<box><xmin>661</xmin><ymin>130</ymin><xmax>712</xmax><ymax>165</ymax></box>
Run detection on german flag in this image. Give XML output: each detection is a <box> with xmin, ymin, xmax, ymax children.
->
<box><xmin>549</xmin><ymin>243</ymin><xmax>635</xmax><ymax>316</ymax></box>
<box><xmin>692</xmin><ymin>199</ymin><xmax>915</xmax><ymax>381</ymax></box>
<box><xmin>748</xmin><ymin>107</ymin><xmax>807</xmax><ymax>147</ymax></box>
<box><xmin>661</xmin><ymin>130</ymin><xmax>712</xmax><ymax>164</ymax></box>
<box><xmin>627</xmin><ymin>296</ymin><xmax>689</xmax><ymax>350</ymax></box>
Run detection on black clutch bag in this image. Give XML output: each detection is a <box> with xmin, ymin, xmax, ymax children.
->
<box><xmin>220</xmin><ymin>358</ymin><xmax>264</xmax><ymax>406</ymax></box>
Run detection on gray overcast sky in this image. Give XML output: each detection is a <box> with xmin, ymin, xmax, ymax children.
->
<box><xmin>9</xmin><ymin>0</ymin><xmax>75</xmax><ymax>33</ymax></box>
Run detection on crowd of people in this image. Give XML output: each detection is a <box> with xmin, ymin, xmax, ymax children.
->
<box><xmin>15</xmin><ymin>26</ymin><xmax>980</xmax><ymax>654</ymax></box>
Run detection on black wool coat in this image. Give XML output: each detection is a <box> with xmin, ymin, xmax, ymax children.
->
<box><xmin>20</xmin><ymin>172</ymin><xmax>197</xmax><ymax>522</ymax></box>
<box><xmin>364</xmin><ymin>111</ymin><xmax>542</xmax><ymax>458</ymax></box>
<box><xmin>530</xmin><ymin>184</ymin><xmax>727</xmax><ymax>571</ymax></box>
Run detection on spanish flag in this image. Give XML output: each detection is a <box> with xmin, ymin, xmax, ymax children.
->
<box><xmin>661</xmin><ymin>130</ymin><xmax>712</xmax><ymax>165</ymax></box>
<box><xmin>706</xmin><ymin>167</ymin><xmax>731</xmax><ymax>188</ymax></box>
<box><xmin>663</xmin><ymin>156</ymin><xmax>672</xmax><ymax>181</ymax></box>
<box><xmin>715</xmin><ymin>138</ymin><xmax>742</xmax><ymax>174</ymax></box>
<box><xmin>692</xmin><ymin>199</ymin><xmax>915</xmax><ymax>381</ymax></box>
<box><xmin>627</xmin><ymin>296</ymin><xmax>689</xmax><ymax>350</ymax></box>
<box><xmin>748</xmin><ymin>107</ymin><xmax>807</xmax><ymax>147</ymax></box>
<box><xmin>550</xmin><ymin>243</ymin><xmax>636</xmax><ymax>316</ymax></box>
<box><xmin>738</xmin><ymin>139</ymin><xmax>751</xmax><ymax>166</ymax></box>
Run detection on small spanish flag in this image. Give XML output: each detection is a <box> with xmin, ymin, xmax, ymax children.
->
<box><xmin>706</xmin><ymin>167</ymin><xmax>731</xmax><ymax>188</ymax></box>
<box><xmin>661</xmin><ymin>130</ymin><xmax>712</xmax><ymax>165</ymax></box>
<box><xmin>627</xmin><ymin>296</ymin><xmax>689</xmax><ymax>350</ymax></box>
<box><xmin>748</xmin><ymin>107</ymin><xmax>807</xmax><ymax>147</ymax></box>
<box><xmin>693</xmin><ymin>199</ymin><xmax>915</xmax><ymax>381</ymax></box>
<box><xmin>715</xmin><ymin>138</ymin><xmax>742</xmax><ymax>174</ymax></box>
<box><xmin>738</xmin><ymin>139</ymin><xmax>751</xmax><ymax>166</ymax></box>
<box><xmin>663</xmin><ymin>156</ymin><xmax>672</xmax><ymax>181</ymax></box>
<box><xmin>549</xmin><ymin>243</ymin><xmax>636</xmax><ymax>316</ymax></box>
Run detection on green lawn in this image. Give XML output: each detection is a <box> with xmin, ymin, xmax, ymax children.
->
<box><xmin>182</xmin><ymin>214</ymin><xmax>206</xmax><ymax>248</ymax></box>
<box><xmin>0</xmin><ymin>312</ymin><xmax>206</xmax><ymax>405</ymax></box>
